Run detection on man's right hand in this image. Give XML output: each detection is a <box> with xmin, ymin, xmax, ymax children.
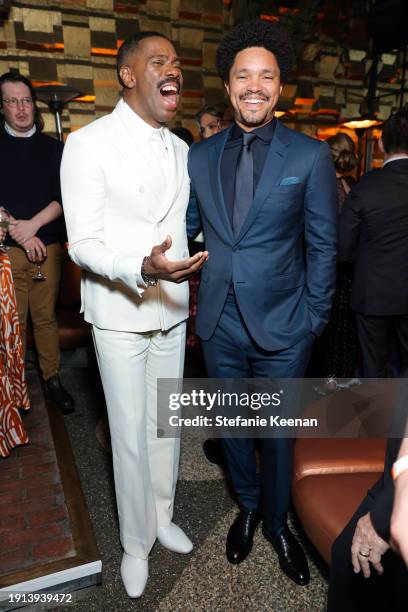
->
<box><xmin>143</xmin><ymin>235</ymin><xmax>209</xmax><ymax>284</ymax></box>
<box><xmin>23</xmin><ymin>236</ymin><xmax>47</xmax><ymax>263</ymax></box>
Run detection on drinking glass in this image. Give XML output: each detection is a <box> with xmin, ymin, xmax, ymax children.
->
<box><xmin>0</xmin><ymin>207</ymin><xmax>10</xmax><ymax>252</ymax></box>
<box><xmin>33</xmin><ymin>256</ymin><xmax>47</xmax><ymax>281</ymax></box>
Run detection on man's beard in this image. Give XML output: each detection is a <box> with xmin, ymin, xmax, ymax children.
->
<box><xmin>236</xmin><ymin>106</ymin><xmax>271</xmax><ymax>127</ymax></box>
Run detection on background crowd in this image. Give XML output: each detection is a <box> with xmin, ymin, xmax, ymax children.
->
<box><xmin>0</xmin><ymin>18</ymin><xmax>408</xmax><ymax>611</ymax></box>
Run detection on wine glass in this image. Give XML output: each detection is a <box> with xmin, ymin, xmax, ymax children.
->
<box><xmin>0</xmin><ymin>207</ymin><xmax>10</xmax><ymax>252</ymax></box>
<box><xmin>33</xmin><ymin>255</ymin><xmax>47</xmax><ymax>281</ymax></box>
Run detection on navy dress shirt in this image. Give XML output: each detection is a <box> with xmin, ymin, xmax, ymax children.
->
<box><xmin>221</xmin><ymin>119</ymin><xmax>276</xmax><ymax>226</ymax></box>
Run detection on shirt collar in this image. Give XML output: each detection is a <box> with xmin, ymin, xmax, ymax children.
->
<box><xmin>383</xmin><ymin>155</ymin><xmax>408</xmax><ymax>167</ymax></box>
<box><xmin>120</xmin><ymin>98</ymin><xmax>166</xmax><ymax>143</ymax></box>
<box><xmin>4</xmin><ymin>121</ymin><xmax>37</xmax><ymax>138</ymax></box>
<box><xmin>228</xmin><ymin>117</ymin><xmax>276</xmax><ymax>144</ymax></box>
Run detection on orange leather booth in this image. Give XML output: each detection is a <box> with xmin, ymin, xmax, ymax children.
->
<box><xmin>292</xmin><ymin>437</ymin><xmax>386</xmax><ymax>564</ymax></box>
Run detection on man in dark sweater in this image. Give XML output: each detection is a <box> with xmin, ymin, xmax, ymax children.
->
<box><xmin>0</xmin><ymin>72</ymin><xmax>74</xmax><ymax>413</ymax></box>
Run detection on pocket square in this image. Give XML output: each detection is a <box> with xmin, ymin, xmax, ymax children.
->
<box><xmin>279</xmin><ymin>176</ymin><xmax>301</xmax><ymax>186</ymax></box>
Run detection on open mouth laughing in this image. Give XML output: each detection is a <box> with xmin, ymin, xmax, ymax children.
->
<box><xmin>158</xmin><ymin>79</ymin><xmax>181</xmax><ymax>111</ymax></box>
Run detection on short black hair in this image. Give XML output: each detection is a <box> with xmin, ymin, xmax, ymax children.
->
<box><xmin>117</xmin><ymin>31</ymin><xmax>171</xmax><ymax>88</ymax></box>
<box><xmin>0</xmin><ymin>71</ymin><xmax>44</xmax><ymax>131</ymax></box>
<box><xmin>382</xmin><ymin>108</ymin><xmax>408</xmax><ymax>155</ymax></box>
<box><xmin>170</xmin><ymin>126</ymin><xmax>194</xmax><ymax>147</ymax></box>
<box><xmin>216</xmin><ymin>19</ymin><xmax>295</xmax><ymax>83</ymax></box>
<box><xmin>195</xmin><ymin>102</ymin><xmax>228</xmax><ymax>124</ymax></box>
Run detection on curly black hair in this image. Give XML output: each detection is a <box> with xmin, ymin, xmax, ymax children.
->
<box><xmin>216</xmin><ymin>19</ymin><xmax>295</xmax><ymax>83</ymax></box>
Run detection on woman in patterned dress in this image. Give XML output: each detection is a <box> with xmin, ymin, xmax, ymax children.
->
<box><xmin>0</xmin><ymin>250</ymin><xmax>30</xmax><ymax>457</ymax></box>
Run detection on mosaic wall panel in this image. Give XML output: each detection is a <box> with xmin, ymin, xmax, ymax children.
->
<box><xmin>0</xmin><ymin>0</ymin><xmax>405</xmax><ymax>143</ymax></box>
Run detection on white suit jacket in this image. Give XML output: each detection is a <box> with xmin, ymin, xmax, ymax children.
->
<box><xmin>60</xmin><ymin>99</ymin><xmax>190</xmax><ymax>333</ymax></box>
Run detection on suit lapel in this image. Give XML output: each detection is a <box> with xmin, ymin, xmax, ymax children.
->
<box><xmin>208</xmin><ymin>127</ymin><xmax>234</xmax><ymax>242</ymax></box>
<box><xmin>157</xmin><ymin>128</ymin><xmax>184</xmax><ymax>221</ymax></box>
<box><xmin>236</xmin><ymin>120</ymin><xmax>291</xmax><ymax>242</ymax></box>
<box><xmin>110</xmin><ymin>105</ymin><xmax>164</xmax><ymax>211</ymax></box>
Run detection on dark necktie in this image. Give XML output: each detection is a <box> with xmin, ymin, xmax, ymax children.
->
<box><xmin>233</xmin><ymin>132</ymin><xmax>257</xmax><ymax>236</ymax></box>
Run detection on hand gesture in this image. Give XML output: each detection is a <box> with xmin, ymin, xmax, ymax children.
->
<box><xmin>143</xmin><ymin>235</ymin><xmax>208</xmax><ymax>284</ymax></box>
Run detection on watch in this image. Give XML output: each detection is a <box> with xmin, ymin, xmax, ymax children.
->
<box><xmin>141</xmin><ymin>256</ymin><xmax>158</xmax><ymax>287</ymax></box>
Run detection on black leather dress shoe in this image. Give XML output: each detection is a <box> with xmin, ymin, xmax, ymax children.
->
<box><xmin>202</xmin><ymin>439</ymin><xmax>226</xmax><ymax>470</ymax></box>
<box><xmin>44</xmin><ymin>375</ymin><xmax>75</xmax><ymax>415</ymax></box>
<box><xmin>226</xmin><ymin>510</ymin><xmax>261</xmax><ymax>564</ymax></box>
<box><xmin>263</xmin><ymin>525</ymin><xmax>310</xmax><ymax>585</ymax></box>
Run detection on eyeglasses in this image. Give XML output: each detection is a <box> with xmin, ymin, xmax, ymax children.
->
<box><xmin>2</xmin><ymin>97</ymin><xmax>33</xmax><ymax>107</ymax></box>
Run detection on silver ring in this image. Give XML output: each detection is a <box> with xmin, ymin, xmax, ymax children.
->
<box><xmin>359</xmin><ymin>551</ymin><xmax>370</xmax><ymax>558</ymax></box>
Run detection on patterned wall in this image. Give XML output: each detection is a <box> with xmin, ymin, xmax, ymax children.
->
<box><xmin>0</xmin><ymin>0</ymin><xmax>405</xmax><ymax>148</ymax></box>
<box><xmin>0</xmin><ymin>0</ymin><xmax>232</xmax><ymax>138</ymax></box>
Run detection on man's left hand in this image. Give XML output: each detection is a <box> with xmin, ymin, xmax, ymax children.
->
<box><xmin>9</xmin><ymin>218</ymin><xmax>40</xmax><ymax>245</ymax></box>
<box><xmin>351</xmin><ymin>513</ymin><xmax>390</xmax><ymax>578</ymax></box>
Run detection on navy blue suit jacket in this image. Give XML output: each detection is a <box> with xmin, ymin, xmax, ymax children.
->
<box><xmin>187</xmin><ymin>120</ymin><xmax>338</xmax><ymax>351</ymax></box>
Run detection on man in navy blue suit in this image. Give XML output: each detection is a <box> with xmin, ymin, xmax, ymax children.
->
<box><xmin>187</xmin><ymin>20</ymin><xmax>337</xmax><ymax>585</ymax></box>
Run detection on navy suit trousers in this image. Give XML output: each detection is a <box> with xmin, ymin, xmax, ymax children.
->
<box><xmin>202</xmin><ymin>292</ymin><xmax>314</xmax><ymax>533</ymax></box>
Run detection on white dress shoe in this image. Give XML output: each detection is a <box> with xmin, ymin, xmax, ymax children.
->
<box><xmin>120</xmin><ymin>553</ymin><xmax>148</xmax><ymax>598</ymax></box>
<box><xmin>157</xmin><ymin>523</ymin><xmax>193</xmax><ymax>554</ymax></box>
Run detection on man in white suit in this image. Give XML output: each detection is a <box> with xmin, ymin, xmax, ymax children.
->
<box><xmin>60</xmin><ymin>32</ymin><xmax>208</xmax><ymax>598</ymax></box>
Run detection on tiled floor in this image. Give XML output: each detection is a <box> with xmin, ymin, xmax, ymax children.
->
<box><xmin>1</xmin><ymin>356</ymin><xmax>330</xmax><ymax>611</ymax></box>
<box><xmin>59</xmin><ymin>363</ymin><xmax>329</xmax><ymax>612</ymax></box>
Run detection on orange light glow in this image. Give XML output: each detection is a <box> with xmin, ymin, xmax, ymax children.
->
<box><xmin>41</xmin><ymin>43</ymin><xmax>65</xmax><ymax>51</ymax></box>
<box><xmin>91</xmin><ymin>47</ymin><xmax>117</xmax><ymax>56</ymax></box>
<box><xmin>73</xmin><ymin>95</ymin><xmax>95</xmax><ymax>103</ymax></box>
<box><xmin>316</xmin><ymin>127</ymin><xmax>358</xmax><ymax>143</ymax></box>
<box><xmin>260</xmin><ymin>14</ymin><xmax>280</xmax><ymax>22</ymax></box>
<box><xmin>295</xmin><ymin>97</ymin><xmax>315</xmax><ymax>106</ymax></box>
<box><xmin>32</xmin><ymin>80</ymin><xmax>65</xmax><ymax>87</ymax></box>
<box><xmin>341</xmin><ymin>119</ymin><xmax>382</xmax><ymax>129</ymax></box>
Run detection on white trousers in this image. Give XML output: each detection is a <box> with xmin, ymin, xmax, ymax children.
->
<box><xmin>92</xmin><ymin>322</ymin><xmax>186</xmax><ymax>559</ymax></box>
